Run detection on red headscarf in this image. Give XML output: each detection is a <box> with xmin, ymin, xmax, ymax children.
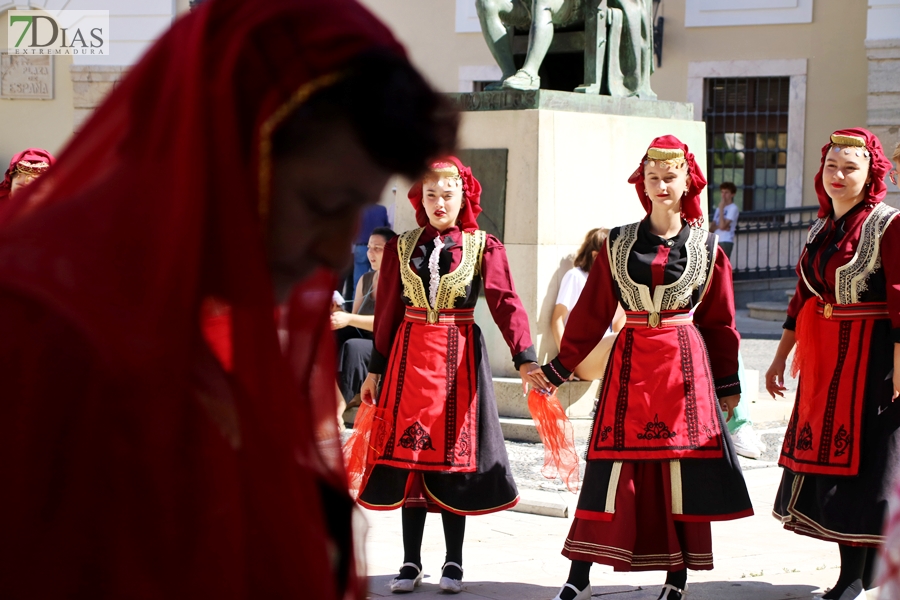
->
<box><xmin>628</xmin><ymin>135</ymin><xmax>708</xmax><ymax>226</ymax></box>
<box><xmin>408</xmin><ymin>155</ymin><xmax>483</xmax><ymax>231</ymax></box>
<box><xmin>0</xmin><ymin>147</ymin><xmax>55</xmax><ymax>201</ymax></box>
<box><xmin>0</xmin><ymin>0</ymin><xmax>403</xmax><ymax>597</ymax></box>
<box><xmin>814</xmin><ymin>127</ymin><xmax>894</xmax><ymax>218</ymax></box>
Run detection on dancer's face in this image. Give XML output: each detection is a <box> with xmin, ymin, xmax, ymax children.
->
<box><xmin>823</xmin><ymin>146</ymin><xmax>870</xmax><ymax>206</ymax></box>
<box><xmin>422</xmin><ymin>175</ymin><xmax>463</xmax><ymax>232</ymax></box>
<box><xmin>643</xmin><ymin>161</ymin><xmax>691</xmax><ymax>213</ymax></box>
<box><xmin>268</xmin><ymin>119</ymin><xmax>391</xmax><ymax>303</ymax></box>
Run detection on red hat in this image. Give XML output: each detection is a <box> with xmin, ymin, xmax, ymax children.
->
<box><xmin>814</xmin><ymin>128</ymin><xmax>893</xmax><ymax>218</ymax></box>
<box><xmin>0</xmin><ymin>148</ymin><xmax>55</xmax><ymax>201</ymax></box>
<box><xmin>627</xmin><ymin>135</ymin><xmax>707</xmax><ymax>226</ymax></box>
<box><xmin>408</xmin><ymin>155</ymin><xmax>482</xmax><ymax>231</ymax></box>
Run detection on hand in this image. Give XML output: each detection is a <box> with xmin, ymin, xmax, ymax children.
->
<box><xmin>330</xmin><ymin>311</ymin><xmax>351</xmax><ymax>330</ymax></box>
<box><xmin>361</xmin><ymin>373</ymin><xmax>380</xmax><ymax>404</ymax></box>
<box><xmin>520</xmin><ymin>362</ymin><xmax>553</xmax><ymax>395</ymax></box>
<box><xmin>894</xmin><ymin>369</ymin><xmax>900</xmax><ymax>401</ymax></box>
<box><xmin>719</xmin><ymin>394</ymin><xmax>740</xmax><ymax>422</ymax></box>
<box><xmin>765</xmin><ymin>357</ymin><xmax>788</xmax><ymax>399</ymax></box>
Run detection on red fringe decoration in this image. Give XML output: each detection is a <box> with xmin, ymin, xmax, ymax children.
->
<box><xmin>342</xmin><ymin>399</ymin><xmax>386</xmax><ymax>500</ymax></box>
<box><xmin>791</xmin><ymin>297</ymin><xmax>818</xmax><ymax>382</ymax></box>
<box><xmin>527</xmin><ymin>389</ymin><xmax>581</xmax><ymax>492</ymax></box>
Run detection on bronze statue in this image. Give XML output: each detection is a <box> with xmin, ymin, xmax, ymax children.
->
<box><xmin>475</xmin><ymin>0</ymin><xmax>656</xmax><ymax>99</ymax></box>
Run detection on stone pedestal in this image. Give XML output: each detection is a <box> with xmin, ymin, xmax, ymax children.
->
<box><xmin>386</xmin><ymin>90</ymin><xmax>707</xmax><ymax>436</ymax></box>
<box><xmin>70</xmin><ymin>65</ymin><xmax>127</xmax><ymax>131</ymax></box>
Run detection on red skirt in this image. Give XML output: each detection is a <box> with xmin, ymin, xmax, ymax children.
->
<box><xmin>589</xmin><ymin>321</ymin><xmax>723</xmax><ymax>461</ymax></box>
<box><xmin>374</xmin><ymin>308</ymin><xmax>479</xmax><ymax>473</ymax></box>
<box><xmin>780</xmin><ymin>300</ymin><xmax>885</xmax><ymax>477</ymax></box>
<box><xmin>563</xmin><ymin>462</ymin><xmax>713</xmax><ymax>571</ymax></box>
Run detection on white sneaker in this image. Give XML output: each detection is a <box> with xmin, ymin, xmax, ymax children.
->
<box><xmin>732</xmin><ymin>426</ymin><xmax>761</xmax><ymax>459</ymax></box>
<box><xmin>552</xmin><ymin>582</ymin><xmax>592</xmax><ymax>600</ymax></box>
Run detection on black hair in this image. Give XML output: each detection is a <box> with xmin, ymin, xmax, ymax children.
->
<box><xmin>370</xmin><ymin>226</ymin><xmax>397</xmax><ymax>241</ymax></box>
<box><xmin>272</xmin><ymin>50</ymin><xmax>458</xmax><ymax>180</ymax></box>
<box><xmin>719</xmin><ymin>182</ymin><xmax>737</xmax><ymax>193</ymax></box>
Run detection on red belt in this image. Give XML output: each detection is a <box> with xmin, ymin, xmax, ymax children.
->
<box><xmin>404</xmin><ymin>307</ymin><xmax>475</xmax><ymax>325</ymax></box>
<box><xmin>624</xmin><ymin>310</ymin><xmax>693</xmax><ymax>329</ymax></box>
<box><xmin>816</xmin><ymin>300</ymin><xmax>888</xmax><ymax>320</ymax></box>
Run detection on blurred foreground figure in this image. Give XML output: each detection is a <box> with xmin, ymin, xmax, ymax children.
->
<box><xmin>0</xmin><ymin>0</ymin><xmax>455</xmax><ymax>597</ymax></box>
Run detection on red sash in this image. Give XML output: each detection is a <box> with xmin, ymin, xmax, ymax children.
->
<box><xmin>588</xmin><ymin>312</ymin><xmax>724</xmax><ymax>461</ymax></box>
<box><xmin>780</xmin><ymin>300</ymin><xmax>886</xmax><ymax>476</ymax></box>
<box><xmin>374</xmin><ymin>307</ymin><xmax>479</xmax><ymax>473</ymax></box>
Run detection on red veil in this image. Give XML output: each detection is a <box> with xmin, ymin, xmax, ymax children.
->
<box><xmin>0</xmin><ymin>147</ymin><xmax>55</xmax><ymax>202</ymax></box>
<box><xmin>627</xmin><ymin>134</ymin><xmax>708</xmax><ymax>226</ymax></box>
<box><xmin>0</xmin><ymin>0</ymin><xmax>402</xmax><ymax>597</ymax></box>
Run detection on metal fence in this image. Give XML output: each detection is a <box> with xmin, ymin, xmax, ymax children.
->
<box><xmin>731</xmin><ymin>206</ymin><xmax>818</xmax><ymax>280</ymax></box>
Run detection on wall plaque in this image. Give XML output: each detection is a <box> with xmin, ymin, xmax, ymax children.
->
<box><xmin>1</xmin><ymin>54</ymin><xmax>53</xmax><ymax>100</ymax></box>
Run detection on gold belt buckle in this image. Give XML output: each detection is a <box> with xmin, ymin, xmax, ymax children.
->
<box><xmin>427</xmin><ymin>308</ymin><xmax>439</xmax><ymax>324</ymax></box>
<box><xmin>648</xmin><ymin>311</ymin><xmax>660</xmax><ymax>328</ymax></box>
<box><xmin>823</xmin><ymin>303</ymin><xmax>833</xmax><ymax>319</ymax></box>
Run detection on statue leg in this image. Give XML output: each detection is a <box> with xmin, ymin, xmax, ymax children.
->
<box><xmin>575</xmin><ymin>0</ymin><xmax>608</xmax><ymax>94</ymax></box>
<box><xmin>605</xmin><ymin>7</ymin><xmax>629</xmax><ymax>97</ymax></box>
<box><xmin>476</xmin><ymin>0</ymin><xmax>520</xmax><ymax>84</ymax></box>
<box><xmin>502</xmin><ymin>0</ymin><xmax>564</xmax><ymax>90</ymax></box>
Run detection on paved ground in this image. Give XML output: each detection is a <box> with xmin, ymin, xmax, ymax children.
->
<box><xmin>362</xmin><ymin>339</ymin><xmax>886</xmax><ymax>599</ymax></box>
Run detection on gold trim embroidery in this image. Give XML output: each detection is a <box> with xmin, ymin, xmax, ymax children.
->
<box><xmin>610</xmin><ymin>223</ymin><xmax>712</xmax><ymax>312</ymax></box>
<box><xmin>257</xmin><ymin>72</ymin><xmax>343</xmax><ymax>224</ymax></box>
<box><xmin>605</xmin><ymin>461</ymin><xmax>623</xmax><ymax>513</ymax></box>
<box><xmin>397</xmin><ymin>228</ymin><xmax>486</xmax><ymax>310</ymax></box>
<box><xmin>669</xmin><ymin>460</ymin><xmax>683</xmax><ymax>514</ymax></box>
<box><xmin>834</xmin><ymin>203</ymin><xmax>899</xmax><ymax>304</ymax></box>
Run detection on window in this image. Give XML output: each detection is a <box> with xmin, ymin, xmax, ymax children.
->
<box><xmin>703</xmin><ymin>77</ymin><xmax>789</xmax><ymax>212</ymax></box>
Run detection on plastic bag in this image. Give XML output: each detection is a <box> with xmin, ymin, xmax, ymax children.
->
<box><xmin>527</xmin><ymin>389</ymin><xmax>581</xmax><ymax>492</ymax></box>
<box><xmin>342</xmin><ymin>398</ymin><xmax>386</xmax><ymax>499</ymax></box>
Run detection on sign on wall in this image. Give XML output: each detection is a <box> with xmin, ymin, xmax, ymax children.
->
<box><xmin>0</xmin><ymin>54</ymin><xmax>53</xmax><ymax>99</ymax></box>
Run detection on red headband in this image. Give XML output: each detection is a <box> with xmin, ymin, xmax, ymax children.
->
<box><xmin>408</xmin><ymin>155</ymin><xmax>482</xmax><ymax>231</ymax></box>
<box><xmin>627</xmin><ymin>135</ymin><xmax>707</xmax><ymax>226</ymax></box>
<box><xmin>814</xmin><ymin>127</ymin><xmax>893</xmax><ymax>218</ymax></box>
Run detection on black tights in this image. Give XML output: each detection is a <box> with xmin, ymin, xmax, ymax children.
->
<box><xmin>399</xmin><ymin>507</ymin><xmax>466</xmax><ymax>578</ymax></box>
<box><xmin>821</xmin><ymin>545</ymin><xmax>878</xmax><ymax>599</ymax></box>
<box><xmin>561</xmin><ymin>561</ymin><xmax>687</xmax><ymax>599</ymax></box>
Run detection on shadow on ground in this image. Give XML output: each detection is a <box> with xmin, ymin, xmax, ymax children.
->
<box><xmin>367</xmin><ymin>575</ymin><xmax>822</xmax><ymax>599</ymax></box>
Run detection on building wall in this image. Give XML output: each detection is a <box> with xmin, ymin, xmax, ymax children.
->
<box><xmin>360</xmin><ymin>0</ymin><xmax>872</xmax><ymax>209</ymax></box>
<box><xmin>0</xmin><ymin>0</ymin><xmax>182</xmax><ymax>164</ymax></box>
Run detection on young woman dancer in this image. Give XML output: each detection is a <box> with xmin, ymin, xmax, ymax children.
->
<box><xmin>766</xmin><ymin>128</ymin><xmax>899</xmax><ymax>600</ymax></box>
<box><xmin>532</xmin><ymin>135</ymin><xmax>753</xmax><ymax>600</ymax></box>
<box><xmin>358</xmin><ymin>157</ymin><xmax>541</xmax><ymax>594</ymax></box>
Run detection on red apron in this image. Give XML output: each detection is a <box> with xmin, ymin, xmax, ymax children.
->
<box><xmin>374</xmin><ymin>307</ymin><xmax>479</xmax><ymax>473</ymax></box>
<box><xmin>588</xmin><ymin>310</ymin><xmax>724</xmax><ymax>461</ymax></box>
<box><xmin>780</xmin><ymin>300</ymin><xmax>885</xmax><ymax>477</ymax></box>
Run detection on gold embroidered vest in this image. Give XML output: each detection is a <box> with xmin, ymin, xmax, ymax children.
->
<box><xmin>397</xmin><ymin>228</ymin><xmax>487</xmax><ymax>322</ymax></box>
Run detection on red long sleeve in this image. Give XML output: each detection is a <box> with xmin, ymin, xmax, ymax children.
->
<box><xmin>694</xmin><ymin>246</ymin><xmax>741</xmax><ymax>385</ymax></box>
<box><xmin>481</xmin><ymin>235</ymin><xmax>536</xmax><ymax>364</ymax></box>
<box><xmin>369</xmin><ymin>236</ymin><xmax>404</xmax><ymax>374</ymax></box>
<box><xmin>556</xmin><ymin>244</ymin><xmax>619</xmax><ymax>373</ymax></box>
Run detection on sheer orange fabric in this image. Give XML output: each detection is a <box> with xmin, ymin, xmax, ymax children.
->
<box><xmin>343</xmin><ymin>398</ymin><xmax>388</xmax><ymax>499</ymax></box>
<box><xmin>528</xmin><ymin>389</ymin><xmax>581</xmax><ymax>492</ymax></box>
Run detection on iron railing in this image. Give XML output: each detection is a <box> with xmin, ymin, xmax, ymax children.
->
<box><xmin>731</xmin><ymin>206</ymin><xmax>818</xmax><ymax>280</ymax></box>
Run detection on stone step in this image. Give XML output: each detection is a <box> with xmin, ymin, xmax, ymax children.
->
<box><xmin>747</xmin><ymin>301</ymin><xmax>789</xmax><ymax>321</ymax></box>
<box><xmin>494</xmin><ymin>377</ymin><xmax>598</xmax><ymax>419</ymax></box>
<box><xmin>499</xmin><ymin>416</ymin><xmax>593</xmax><ymax>444</ymax></box>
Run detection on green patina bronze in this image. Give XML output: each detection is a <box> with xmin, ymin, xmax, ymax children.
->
<box><xmin>475</xmin><ymin>0</ymin><xmax>656</xmax><ymax>98</ymax></box>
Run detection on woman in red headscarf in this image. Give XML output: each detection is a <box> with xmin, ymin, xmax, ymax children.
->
<box><xmin>0</xmin><ymin>0</ymin><xmax>456</xmax><ymax>598</ymax></box>
<box><xmin>532</xmin><ymin>135</ymin><xmax>752</xmax><ymax>600</ymax></box>
<box><xmin>356</xmin><ymin>156</ymin><xmax>540</xmax><ymax>594</ymax></box>
<box><xmin>0</xmin><ymin>148</ymin><xmax>54</xmax><ymax>201</ymax></box>
<box><xmin>766</xmin><ymin>128</ymin><xmax>899</xmax><ymax>600</ymax></box>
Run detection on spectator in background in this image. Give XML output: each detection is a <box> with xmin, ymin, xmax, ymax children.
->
<box><xmin>551</xmin><ymin>227</ymin><xmax>625</xmax><ymax>381</ymax></box>
<box><xmin>710</xmin><ymin>181</ymin><xmax>739</xmax><ymax>260</ymax></box>
<box><xmin>352</xmin><ymin>203</ymin><xmax>391</xmax><ymax>297</ymax></box>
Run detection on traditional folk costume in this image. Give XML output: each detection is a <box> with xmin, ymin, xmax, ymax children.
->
<box><xmin>774</xmin><ymin>129</ymin><xmax>900</xmax><ymax>550</ymax></box>
<box><xmin>0</xmin><ymin>147</ymin><xmax>54</xmax><ymax>202</ymax></box>
<box><xmin>0</xmin><ymin>1</ymin><xmax>406</xmax><ymax>597</ymax></box>
<box><xmin>358</xmin><ymin>157</ymin><xmax>536</xmax><ymax>514</ymax></box>
<box><xmin>542</xmin><ymin>137</ymin><xmax>753</xmax><ymax>580</ymax></box>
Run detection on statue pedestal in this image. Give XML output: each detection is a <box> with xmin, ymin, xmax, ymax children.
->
<box><xmin>390</xmin><ymin>90</ymin><xmax>708</xmax><ymax>424</ymax></box>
